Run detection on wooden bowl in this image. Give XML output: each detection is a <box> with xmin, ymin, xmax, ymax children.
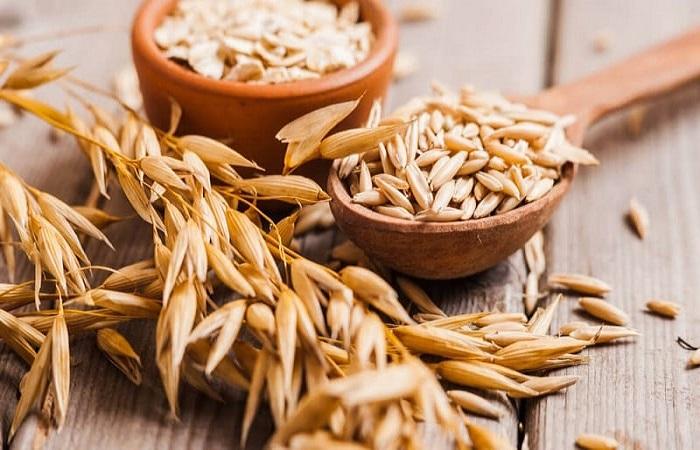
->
<box><xmin>328</xmin><ymin>164</ymin><xmax>575</xmax><ymax>279</ymax></box>
<box><xmin>131</xmin><ymin>0</ymin><xmax>398</xmax><ymax>185</ymax></box>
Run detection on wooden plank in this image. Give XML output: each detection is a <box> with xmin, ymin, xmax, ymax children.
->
<box><xmin>385</xmin><ymin>1</ymin><xmax>550</xmax><ymax>446</ymax></box>
<box><xmin>524</xmin><ymin>2</ymin><xmax>700</xmax><ymax>449</ymax></box>
<box><xmin>388</xmin><ymin>0</ymin><xmax>550</xmax><ymax>106</ymax></box>
<box><xmin>1</xmin><ymin>1</ymin><xmax>552</xmax><ymax>449</ymax></box>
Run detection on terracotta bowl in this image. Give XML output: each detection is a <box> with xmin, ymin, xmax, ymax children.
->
<box><xmin>328</xmin><ymin>164</ymin><xmax>575</xmax><ymax>280</ymax></box>
<box><xmin>131</xmin><ymin>0</ymin><xmax>398</xmax><ymax>185</ymax></box>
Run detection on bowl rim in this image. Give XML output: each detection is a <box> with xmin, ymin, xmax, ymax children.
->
<box><xmin>131</xmin><ymin>0</ymin><xmax>398</xmax><ymax>100</ymax></box>
<box><xmin>327</xmin><ymin>162</ymin><xmax>576</xmax><ymax>235</ymax></box>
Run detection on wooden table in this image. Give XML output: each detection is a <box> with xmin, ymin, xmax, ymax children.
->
<box><xmin>1</xmin><ymin>1</ymin><xmax>699</xmax><ymax>449</ymax></box>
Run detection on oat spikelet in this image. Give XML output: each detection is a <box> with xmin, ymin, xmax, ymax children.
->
<box><xmin>96</xmin><ymin>328</ymin><xmax>142</xmax><ymax>385</ymax></box>
<box><xmin>689</xmin><ymin>349</ymin><xmax>700</xmax><ymax>368</ymax></box>
<box><xmin>3</xmin><ymin>51</ymin><xmax>71</xmax><ymax>90</ymax></box>
<box><xmin>394</xmin><ymin>325</ymin><xmax>496</xmax><ymax>359</ymax></box>
<box><xmin>51</xmin><ymin>305</ymin><xmax>70</xmax><ymax>429</ymax></box>
<box><xmin>511</xmin><ymin>375</ymin><xmax>578</xmax><ymax>398</ymax></box>
<box><xmin>494</xmin><ymin>337</ymin><xmax>589</xmax><ymax>371</ymax></box>
<box><xmin>465</xmin><ymin>421</ymin><xmax>515</xmax><ymax>450</ymax></box>
<box><xmin>156</xmin><ymin>279</ymin><xmax>197</xmax><ymax>414</ymax></box>
<box><xmin>645</xmin><ymin>299</ymin><xmax>679</xmax><ymax>318</ymax></box>
<box><xmin>294</xmin><ymin>202</ymin><xmax>335</xmax><ymax>235</ymax></box>
<box><xmin>628</xmin><ymin>197</ymin><xmax>649</xmax><ymax>239</ymax></box>
<box><xmin>437</xmin><ymin>360</ymin><xmax>537</xmax><ymax>397</ymax></box>
<box><xmin>558</xmin><ymin>321</ymin><xmax>588</xmax><ymax>336</ymax></box>
<box><xmin>276</xmin><ymin>289</ymin><xmax>297</xmax><ymax>398</ymax></box>
<box><xmin>0</xmin><ymin>308</ymin><xmax>44</xmax><ymax>364</ymax></box>
<box><xmin>10</xmin><ymin>304</ymin><xmax>70</xmax><ymax>437</ymax></box>
<box><xmin>233</xmin><ymin>175</ymin><xmax>329</xmax><ymax>204</ymax></box>
<box><xmin>192</xmin><ymin>300</ymin><xmax>246</xmax><ymax>375</ymax></box>
<box><xmin>474</xmin><ymin>312</ymin><xmax>526</xmax><ymax>328</ymax></box>
<box><xmin>528</xmin><ymin>295</ymin><xmax>561</xmax><ymax>335</ymax></box>
<box><xmin>178</xmin><ymin>135</ymin><xmax>260</xmax><ymax>168</ymax></box>
<box><xmin>578</xmin><ymin>297</ymin><xmax>629</xmax><ymax>326</ymax></box>
<box><xmin>319</xmin><ymin>123</ymin><xmax>407</xmax><ymax>159</ymax></box>
<box><xmin>330</xmin><ymin>240</ymin><xmax>365</xmax><ymax>264</ymax></box>
<box><xmin>278</xmin><ymin>98</ymin><xmax>359</xmax><ymax>172</ymax></box>
<box><xmin>548</xmin><ymin>273</ymin><xmax>611</xmax><ymax>297</ymax></box>
<box><xmin>277</xmin><ymin>99</ymin><xmax>359</xmax><ymax>143</ymax></box>
<box><xmin>524</xmin><ymin>272</ymin><xmax>539</xmax><ymax>316</ymax></box>
<box><xmin>447</xmin><ymin>390</ymin><xmax>501</xmax><ymax>419</ymax></box>
<box><xmin>72</xmin><ymin>206</ymin><xmax>124</xmax><ymax>229</ymax></box>
<box><xmin>205</xmin><ymin>243</ymin><xmax>255</xmax><ymax>297</ymax></box>
<box><xmin>10</xmin><ymin>320</ymin><xmax>51</xmax><ymax>438</ymax></box>
<box><xmin>569</xmin><ymin>325</ymin><xmax>639</xmax><ymax>344</ymax></box>
<box><xmin>340</xmin><ymin>266</ymin><xmax>413</xmax><ymax>324</ymax></box>
<box><xmin>575</xmin><ymin>433</ymin><xmax>619</xmax><ymax>449</ymax></box>
<box><xmin>241</xmin><ymin>349</ymin><xmax>270</xmax><ymax>447</ymax></box>
<box><xmin>524</xmin><ymin>230</ymin><xmax>545</xmax><ymax>276</ymax></box>
<box><xmin>396</xmin><ymin>276</ymin><xmax>445</xmax><ymax>317</ymax></box>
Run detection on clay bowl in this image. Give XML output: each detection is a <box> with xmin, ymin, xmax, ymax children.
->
<box><xmin>329</xmin><ymin>28</ymin><xmax>700</xmax><ymax>279</ymax></box>
<box><xmin>131</xmin><ymin>0</ymin><xmax>398</xmax><ymax>185</ymax></box>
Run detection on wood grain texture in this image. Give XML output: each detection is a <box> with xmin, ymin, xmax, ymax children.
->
<box><xmin>388</xmin><ymin>0</ymin><xmax>550</xmax><ymax>106</ymax></box>
<box><xmin>350</xmin><ymin>0</ymin><xmax>550</xmax><ymax>446</ymax></box>
<box><xmin>524</xmin><ymin>1</ymin><xmax>700</xmax><ymax>449</ymax></box>
<box><xmin>0</xmin><ymin>1</ymin><xmax>553</xmax><ymax>449</ymax></box>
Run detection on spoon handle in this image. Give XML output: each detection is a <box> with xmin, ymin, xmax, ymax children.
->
<box><xmin>530</xmin><ymin>27</ymin><xmax>700</xmax><ymax>127</ymax></box>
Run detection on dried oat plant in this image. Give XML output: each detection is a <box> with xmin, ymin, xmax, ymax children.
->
<box><xmin>0</xmin><ymin>162</ymin><xmax>115</xmax><ymax>298</ymax></box>
<box><xmin>0</xmin><ymin>51</ymin><xmax>639</xmax><ymax>449</ymax></box>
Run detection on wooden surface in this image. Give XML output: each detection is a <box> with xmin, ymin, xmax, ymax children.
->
<box><xmin>524</xmin><ymin>2</ymin><xmax>700</xmax><ymax>449</ymax></box>
<box><xmin>0</xmin><ymin>1</ymin><xmax>698</xmax><ymax>449</ymax></box>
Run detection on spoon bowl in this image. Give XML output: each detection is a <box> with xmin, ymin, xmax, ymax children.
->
<box><xmin>329</xmin><ymin>28</ymin><xmax>700</xmax><ymax>279</ymax></box>
<box><xmin>329</xmin><ymin>163</ymin><xmax>575</xmax><ymax>279</ymax></box>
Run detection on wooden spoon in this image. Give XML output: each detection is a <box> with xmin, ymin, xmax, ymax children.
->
<box><xmin>328</xmin><ymin>28</ymin><xmax>700</xmax><ymax>279</ymax></box>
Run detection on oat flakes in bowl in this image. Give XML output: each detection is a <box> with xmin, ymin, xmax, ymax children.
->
<box><xmin>154</xmin><ymin>0</ymin><xmax>375</xmax><ymax>83</ymax></box>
